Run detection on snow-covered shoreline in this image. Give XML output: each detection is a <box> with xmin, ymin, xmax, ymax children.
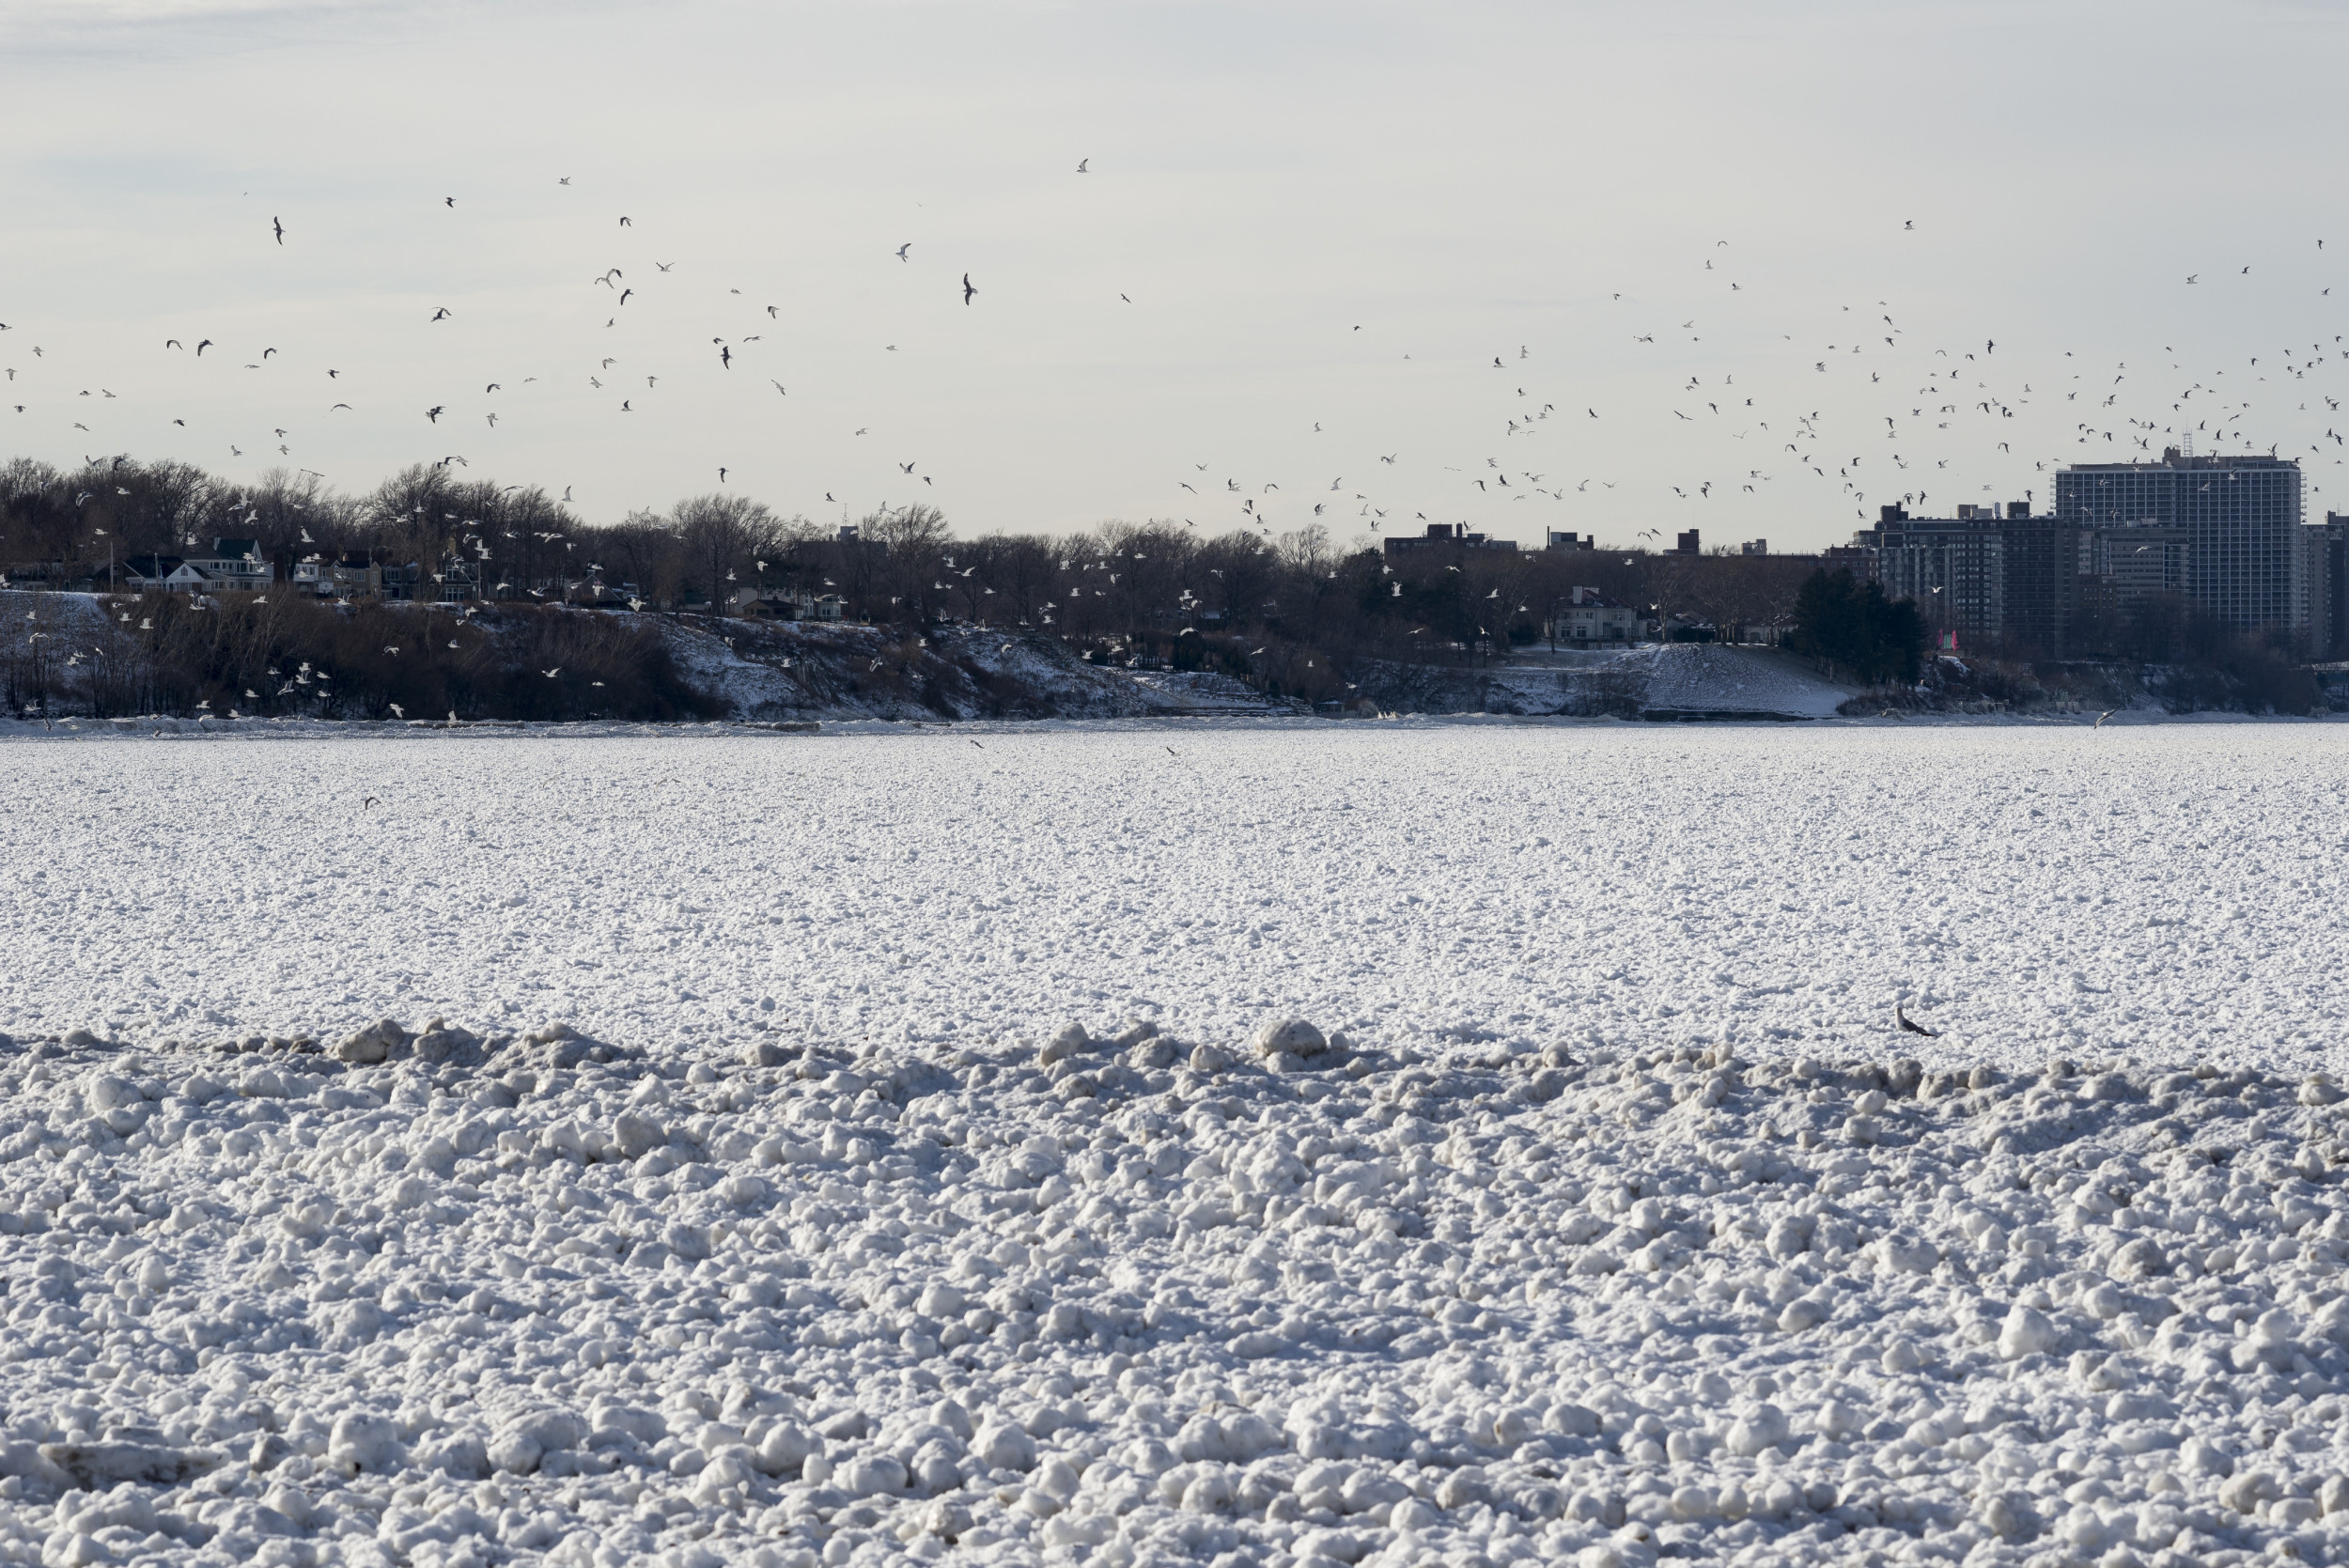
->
<box><xmin>3</xmin><ymin>707</ymin><xmax>2341</xmax><ymax>747</ymax></box>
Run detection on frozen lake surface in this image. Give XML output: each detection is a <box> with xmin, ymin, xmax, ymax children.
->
<box><xmin>1</xmin><ymin>722</ymin><xmax>2347</xmax><ymax>1568</ymax></box>
<box><xmin>4</xmin><ymin>721</ymin><xmax>2346</xmax><ymax>1070</ymax></box>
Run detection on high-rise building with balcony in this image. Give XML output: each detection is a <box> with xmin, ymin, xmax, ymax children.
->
<box><xmin>2054</xmin><ymin>449</ymin><xmax>2304</xmax><ymax>635</ymax></box>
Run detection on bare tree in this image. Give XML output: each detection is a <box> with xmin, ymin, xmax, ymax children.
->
<box><xmin>674</xmin><ymin>492</ymin><xmax>781</xmax><ymax>613</ymax></box>
<box><xmin>865</xmin><ymin>505</ymin><xmax>953</xmax><ymax>624</ymax></box>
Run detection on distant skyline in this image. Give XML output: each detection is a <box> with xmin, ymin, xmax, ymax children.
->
<box><xmin>6</xmin><ymin>0</ymin><xmax>2349</xmax><ymax>551</ymax></box>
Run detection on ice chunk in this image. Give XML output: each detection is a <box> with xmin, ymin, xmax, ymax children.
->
<box><xmin>973</xmin><ymin>1421</ymin><xmax>1037</xmax><ymax>1471</ymax></box>
<box><xmin>836</xmin><ymin>1454</ymin><xmax>908</xmax><ymax>1496</ymax></box>
<box><xmin>327</xmin><ymin>1412</ymin><xmax>403</xmax><ymax>1472</ymax></box>
<box><xmin>755</xmin><ymin>1421</ymin><xmax>819</xmax><ymax>1476</ymax></box>
<box><xmin>39</xmin><ymin>1441</ymin><xmax>217</xmax><ymax>1489</ymax></box>
<box><xmin>1039</xmin><ymin>1022</ymin><xmax>1091</xmax><ymax>1065</ymax></box>
<box><xmin>1250</xmin><ymin>1017</ymin><xmax>1328</xmax><ymax>1059</ymax></box>
<box><xmin>490</xmin><ymin>1411</ymin><xmax>586</xmax><ymax>1473</ymax></box>
<box><xmin>1724</xmin><ymin>1405</ymin><xmax>1789</xmax><ymax>1457</ymax></box>
<box><xmin>1998</xmin><ymin>1304</ymin><xmax>2060</xmax><ymax>1360</ymax></box>
<box><xmin>334</xmin><ymin>1017</ymin><xmax>406</xmax><ymax>1064</ymax></box>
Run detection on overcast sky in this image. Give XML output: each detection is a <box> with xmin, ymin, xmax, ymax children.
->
<box><xmin>6</xmin><ymin>0</ymin><xmax>2349</xmax><ymax>551</ymax></box>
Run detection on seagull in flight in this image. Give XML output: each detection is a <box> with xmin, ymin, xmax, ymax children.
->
<box><xmin>1077</xmin><ymin>158</ymin><xmax>1089</xmax><ymax>173</ymax></box>
<box><xmin>963</xmin><ymin>272</ymin><xmax>976</xmax><ymax>305</ymax></box>
<box><xmin>896</xmin><ymin>243</ymin><xmax>911</xmax><ymax>262</ymax></box>
<box><xmin>272</xmin><ymin>217</ymin><xmax>285</xmax><ymax>245</ymax></box>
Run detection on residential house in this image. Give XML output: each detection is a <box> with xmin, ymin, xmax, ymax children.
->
<box><xmin>292</xmin><ymin>552</ymin><xmax>386</xmax><ymax>598</ymax></box>
<box><xmin>1546</xmin><ymin>586</ymin><xmax>1643</xmax><ymax>644</ymax></box>
<box><xmin>174</xmin><ymin>538</ymin><xmax>272</xmax><ymax>593</ymax></box>
<box><xmin>122</xmin><ymin>554</ymin><xmax>184</xmax><ymax>591</ymax></box>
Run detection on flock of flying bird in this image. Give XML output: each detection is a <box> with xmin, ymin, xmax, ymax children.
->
<box><xmin>3</xmin><ymin>163</ymin><xmax>2347</xmax><ymax>551</ymax></box>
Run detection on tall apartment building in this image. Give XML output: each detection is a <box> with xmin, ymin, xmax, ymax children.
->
<box><xmin>2054</xmin><ymin>449</ymin><xmax>2305</xmax><ymax>636</ymax></box>
<box><xmin>2310</xmin><ymin>515</ymin><xmax>2349</xmax><ymax>660</ymax></box>
<box><xmin>2084</xmin><ymin>522</ymin><xmax>2189</xmax><ymax>605</ymax></box>
<box><xmin>1861</xmin><ymin>506</ymin><xmax>2009</xmax><ymax>650</ymax></box>
<box><xmin>1853</xmin><ymin>503</ymin><xmax>2091</xmax><ymax>655</ymax></box>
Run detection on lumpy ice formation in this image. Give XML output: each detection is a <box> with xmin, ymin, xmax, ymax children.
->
<box><xmin>0</xmin><ymin>1017</ymin><xmax>2346</xmax><ymax>1568</ymax></box>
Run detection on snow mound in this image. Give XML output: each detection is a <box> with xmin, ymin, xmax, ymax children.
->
<box><xmin>1621</xmin><ymin>644</ymin><xmax>1858</xmax><ymax>718</ymax></box>
<box><xmin>1126</xmin><ymin>671</ymin><xmax>1298</xmax><ymax>714</ymax></box>
<box><xmin>1</xmin><ymin>1022</ymin><xmax>2346</xmax><ymax>1566</ymax></box>
<box><xmin>323</xmin><ymin>1017</ymin><xmax>636</xmax><ymax>1072</ymax></box>
<box><xmin>1349</xmin><ymin>645</ymin><xmax>1856</xmax><ymax>719</ymax></box>
<box><xmin>657</xmin><ymin>620</ymin><xmax>1185</xmax><ymax>722</ymax></box>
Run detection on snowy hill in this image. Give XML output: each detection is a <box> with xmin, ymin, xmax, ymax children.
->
<box><xmin>1352</xmin><ymin>644</ymin><xmax>1860</xmax><ymax>719</ymax></box>
<box><xmin>1618</xmin><ymin>644</ymin><xmax>1859</xmax><ymax>719</ymax></box>
<box><xmin>659</xmin><ymin>620</ymin><xmax>1190</xmax><ymax>722</ymax></box>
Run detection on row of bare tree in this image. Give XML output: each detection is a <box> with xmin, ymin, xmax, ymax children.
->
<box><xmin>0</xmin><ymin>589</ymin><xmax>718</xmax><ymax>722</ymax></box>
<box><xmin>2</xmin><ymin>453</ymin><xmax>1826</xmax><ymax>678</ymax></box>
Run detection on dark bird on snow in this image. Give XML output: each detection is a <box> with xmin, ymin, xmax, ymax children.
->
<box><xmin>1894</xmin><ymin>1002</ymin><xmax>1938</xmax><ymax>1038</ymax></box>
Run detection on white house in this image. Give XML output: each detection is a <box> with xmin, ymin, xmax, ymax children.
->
<box><xmin>171</xmin><ymin>538</ymin><xmax>272</xmax><ymax>593</ymax></box>
<box><xmin>1547</xmin><ymin>587</ymin><xmax>1642</xmax><ymax>644</ymax></box>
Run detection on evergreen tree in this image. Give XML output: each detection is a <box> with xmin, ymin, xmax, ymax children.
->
<box><xmin>1787</xmin><ymin>568</ymin><xmax>1923</xmax><ymax>685</ymax></box>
